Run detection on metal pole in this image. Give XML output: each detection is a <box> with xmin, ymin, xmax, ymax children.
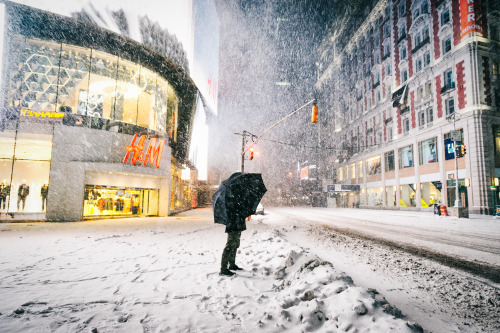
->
<box><xmin>492</xmin><ymin>188</ymin><xmax>496</xmax><ymax>216</ymax></box>
<box><xmin>453</xmin><ymin>114</ymin><xmax>461</xmax><ymax>208</ymax></box>
<box><xmin>241</xmin><ymin>130</ymin><xmax>246</xmax><ymax>172</ymax></box>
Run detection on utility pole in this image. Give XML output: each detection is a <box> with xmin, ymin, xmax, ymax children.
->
<box><xmin>451</xmin><ymin>113</ymin><xmax>461</xmax><ymax>208</ymax></box>
<box><xmin>234</xmin><ymin>130</ymin><xmax>253</xmax><ymax>172</ymax></box>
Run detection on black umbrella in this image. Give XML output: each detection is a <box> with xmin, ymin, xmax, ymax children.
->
<box><xmin>212</xmin><ymin>172</ymin><xmax>267</xmax><ymax>225</ymax></box>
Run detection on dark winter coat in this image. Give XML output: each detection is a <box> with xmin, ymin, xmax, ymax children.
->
<box><xmin>225</xmin><ymin>213</ymin><xmax>247</xmax><ymax>233</ymax></box>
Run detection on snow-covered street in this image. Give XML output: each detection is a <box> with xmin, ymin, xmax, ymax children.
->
<box><xmin>0</xmin><ymin>208</ymin><xmax>499</xmax><ymax>332</ymax></box>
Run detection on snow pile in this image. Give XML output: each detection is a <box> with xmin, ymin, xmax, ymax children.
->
<box><xmin>238</xmin><ymin>231</ymin><xmax>422</xmax><ymax>332</ymax></box>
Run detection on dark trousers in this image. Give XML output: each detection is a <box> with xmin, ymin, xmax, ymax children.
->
<box><xmin>221</xmin><ymin>231</ymin><xmax>241</xmax><ymax>269</ymax></box>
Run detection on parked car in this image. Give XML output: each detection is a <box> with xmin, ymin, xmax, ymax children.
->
<box><xmin>255</xmin><ymin>203</ymin><xmax>264</xmax><ymax>215</ymax></box>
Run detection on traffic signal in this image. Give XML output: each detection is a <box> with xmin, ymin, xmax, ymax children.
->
<box><xmin>462</xmin><ymin>145</ymin><xmax>466</xmax><ymax>156</ymax></box>
<box><xmin>249</xmin><ymin>147</ymin><xmax>254</xmax><ymax>160</ymax></box>
<box><xmin>455</xmin><ymin>145</ymin><xmax>463</xmax><ymax>157</ymax></box>
<box><xmin>311</xmin><ymin>104</ymin><xmax>318</xmax><ymax>123</ymax></box>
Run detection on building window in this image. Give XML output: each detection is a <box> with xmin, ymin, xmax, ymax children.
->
<box><xmin>388</xmin><ymin>127</ymin><xmax>393</xmax><ymax>141</ymax></box>
<box><xmin>366</xmin><ymin>156</ymin><xmax>382</xmax><ymax>175</ymax></box>
<box><xmin>402</xmin><ymin>69</ymin><xmax>408</xmax><ymax>82</ymax></box>
<box><xmin>417</xmin><ymin>86</ymin><xmax>424</xmax><ymax>100</ymax></box>
<box><xmin>424</xmin><ymin>51</ymin><xmax>431</xmax><ymax>66</ymax></box>
<box><xmin>413</xmin><ymin>9</ymin><xmax>420</xmax><ymax>20</ymax></box>
<box><xmin>416</xmin><ymin>58</ymin><xmax>423</xmax><ymax>72</ymax></box>
<box><xmin>386</xmin><ymin>63</ymin><xmax>391</xmax><ymax>75</ymax></box>
<box><xmin>426</xmin><ymin>81</ymin><xmax>433</xmax><ymax>95</ymax></box>
<box><xmin>399</xmin><ymin>24</ymin><xmax>406</xmax><ymax>39</ymax></box>
<box><xmin>414</xmin><ymin>32</ymin><xmax>422</xmax><ymax>46</ymax></box>
<box><xmin>427</xmin><ymin>108</ymin><xmax>434</xmax><ymax>122</ymax></box>
<box><xmin>446</xmin><ymin>98</ymin><xmax>455</xmax><ymax>116</ymax></box>
<box><xmin>384</xmin><ymin>151</ymin><xmax>395</xmax><ymax>171</ymax></box>
<box><xmin>401</xmin><ymin>46</ymin><xmax>407</xmax><ymax>59</ymax></box>
<box><xmin>443</xmin><ymin>37</ymin><xmax>452</xmax><ymax>54</ymax></box>
<box><xmin>423</xmin><ymin>26</ymin><xmax>430</xmax><ymax>40</ymax></box>
<box><xmin>419</xmin><ymin>137</ymin><xmax>438</xmax><ymax>165</ymax></box>
<box><xmin>384</xmin><ymin>24</ymin><xmax>390</xmax><ymax>38</ymax></box>
<box><xmin>444</xmin><ymin>69</ymin><xmax>453</xmax><ymax>87</ymax></box>
<box><xmin>418</xmin><ymin>111</ymin><xmax>426</xmax><ymax>126</ymax></box>
<box><xmin>398</xmin><ymin>144</ymin><xmax>414</xmax><ymax>168</ymax></box>
<box><xmin>421</xmin><ymin>1</ymin><xmax>429</xmax><ymax>14</ymax></box>
<box><xmin>441</xmin><ymin>8</ymin><xmax>450</xmax><ymax>26</ymax></box>
<box><xmin>402</xmin><ymin>118</ymin><xmax>410</xmax><ymax>133</ymax></box>
<box><xmin>398</xmin><ymin>2</ymin><xmax>406</xmax><ymax>17</ymax></box>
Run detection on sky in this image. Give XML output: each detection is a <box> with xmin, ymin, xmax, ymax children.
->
<box><xmin>211</xmin><ymin>0</ymin><xmax>341</xmax><ymax>190</ymax></box>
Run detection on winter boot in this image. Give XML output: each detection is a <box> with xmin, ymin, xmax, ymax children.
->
<box><xmin>229</xmin><ymin>264</ymin><xmax>243</xmax><ymax>270</ymax></box>
<box><xmin>220</xmin><ymin>268</ymin><xmax>235</xmax><ymax>276</ymax></box>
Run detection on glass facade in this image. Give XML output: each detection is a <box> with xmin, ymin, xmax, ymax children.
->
<box><xmin>83</xmin><ymin>185</ymin><xmax>159</xmax><ymax>217</ymax></box>
<box><xmin>7</xmin><ymin>36</ymin><xmax>179</xmax><ymax>139</ymax></box>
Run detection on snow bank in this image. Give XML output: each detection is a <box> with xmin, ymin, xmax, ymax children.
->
<box><xmin>235</xmin><ymin>230</ymin><xmax>422</xmax><ymax>332</ymax></box>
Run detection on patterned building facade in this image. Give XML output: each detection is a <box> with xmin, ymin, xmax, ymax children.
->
<box><xmin>315</xmin><ymin>0</ymin><xmax>499</xmax><ymax>214</ymax></box>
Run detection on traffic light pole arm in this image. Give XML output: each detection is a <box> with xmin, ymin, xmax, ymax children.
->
<box><xmin>243</xmin><ymin>98</ymin><xmax>316</xmax><ymax>154</ymax></box>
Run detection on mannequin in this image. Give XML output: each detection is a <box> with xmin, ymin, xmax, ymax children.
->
<box><xmin>41</xmin><ymin>184</ymin><xmax>49</xmax><ymax>211</ymax></box>
<box><xmin>18</xmin><ymin>182</ymin><xmax>30</xmax><ymax>211</ymax></box>
<box><xmin>0</xmin><ymin>181</ymin><xmax>10</xmax><ymax>211</ymax></box>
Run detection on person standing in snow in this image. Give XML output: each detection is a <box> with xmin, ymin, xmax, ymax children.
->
<box><xmin>220</xmin><ymin>210</ymin><xmax>246</xmax><ymax>276</ymax></box>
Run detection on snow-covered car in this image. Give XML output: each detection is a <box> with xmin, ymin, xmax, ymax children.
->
<box><xmin>255</xmin><ymin>203</ymin><xmax>264</xmax><ymax>215</ymax></box>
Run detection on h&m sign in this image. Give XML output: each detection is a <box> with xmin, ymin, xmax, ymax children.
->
<box><xmin>124</xmin><ymin>134</ymin><xmax>166</xmax><ymax>168</ymax></box>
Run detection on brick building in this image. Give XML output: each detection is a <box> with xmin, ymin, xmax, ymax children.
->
<box><xmin>315</xmin><ymin>0</ymin><xmax>499</xmax><ymax>214</ymax></box>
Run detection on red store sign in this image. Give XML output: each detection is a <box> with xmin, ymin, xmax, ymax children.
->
<box><xmin>124</xmin><ymin>134</ymin><xmax>166</xmax><ymax>168</ymax></box>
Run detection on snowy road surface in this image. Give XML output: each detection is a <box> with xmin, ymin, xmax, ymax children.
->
<box><xmin>0</xmin><ymin>207</ymin><xmax>498</xmax><ymax>332</ymax></box>
<box><xmin>267</xmin><ymin>207</ymin><xmax>500</xmax><ymax>267</ymax></box>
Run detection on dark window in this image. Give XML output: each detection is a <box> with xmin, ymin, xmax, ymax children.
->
<box><xmin>384</xmin><ymin>151</ymin><xmax>395</xmax><ymax>171</ymax></box>
<box><xmin>443</xmin><ymin>37</ymin><xmax>452</xmax><ymax>54</ymax></box>
<box><xmin>441</xmin><ymin>9</ymin><xmax>450</xmax><ymax>26</ymax></box>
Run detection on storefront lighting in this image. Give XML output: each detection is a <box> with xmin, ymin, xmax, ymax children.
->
<box><xmin>465</xmin><ymin>178</ymin><xmax>470</xmax><ymax>187</ymax></box>
<box><xmin>495</xmin><ymin>178</ymin><xmax>499</xmax><ymax>187</ymax></box>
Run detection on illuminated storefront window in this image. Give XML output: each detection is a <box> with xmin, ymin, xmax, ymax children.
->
<box><xmin>83</xmin><ymin>185</ymin><xmax>158</xmax><ymax>217</ymax></box>
<box><xmin>367</xmin><ymin>187</ymin><xmax>383</xmax><ymax>206</ymax></box>
<box><xmin>421</xmin><ymin>182</ymin><xmax>442</xmax><ymax>207</ymax></box>
<box><xmin>7</xmin><ymin>36</ymin><xmax>179</xmax><ymax>139</ymax></box>
<box><xmin>400</xmin><ymin>184</ymin><xmax>417</xmax><ymax>207</ymax></box>
<box><xmin>366</xmin><ymin>155</ymin><xmax>381</xmax><ymax>175</ymax></box>
<box><xmin>0</xmin><ymin>130</ymin><xmax>52</xmax><ymax>213</ymax></box>
<box><xmin>386</xmin><ymin>186</ymin><xmax>396</xmax><ymax>207</ymax></box>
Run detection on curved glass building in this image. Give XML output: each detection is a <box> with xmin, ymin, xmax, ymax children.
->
<box><xmin>0</xmin><ymin>1</ymin><xmax>202</xmax><ymax>221</ymax></box>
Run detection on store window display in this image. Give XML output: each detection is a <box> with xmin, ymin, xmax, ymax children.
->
<box><xmin>0</xmin><ymin>130</ymin><xmax>52</xmax><ymax>213</ymax></box>
<box><xmin>83</xmin><ymin>185</ymin><xmax>158</xmax><ymax>217</ymax></box>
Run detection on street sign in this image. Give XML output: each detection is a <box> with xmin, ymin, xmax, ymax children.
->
<box><xmin>450</xmin><ymin>130</ymin><xmax>461</xmax><ymax>141</ymax></box>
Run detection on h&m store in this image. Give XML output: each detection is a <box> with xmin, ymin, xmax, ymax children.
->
<box><xmin>0</xmin><ymin>2</ymin><xmax>198</xmax><ymax>221</ymax></box>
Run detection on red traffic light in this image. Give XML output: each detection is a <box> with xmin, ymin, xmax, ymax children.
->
<box><xmin>249</xmin><ymin>147</ymin><xmax>254</xmax><ymax>160</ymax></box>
<box><xmin>311</xmin><ymin>105</ymin><xmax>318</xmax><ymax>123</ymax></box>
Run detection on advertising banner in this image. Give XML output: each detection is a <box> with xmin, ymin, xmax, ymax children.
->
<box><xmin>460</xmin><ymin>0</ymin><xmax>483</xmax><ymax>38</ymax></box>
